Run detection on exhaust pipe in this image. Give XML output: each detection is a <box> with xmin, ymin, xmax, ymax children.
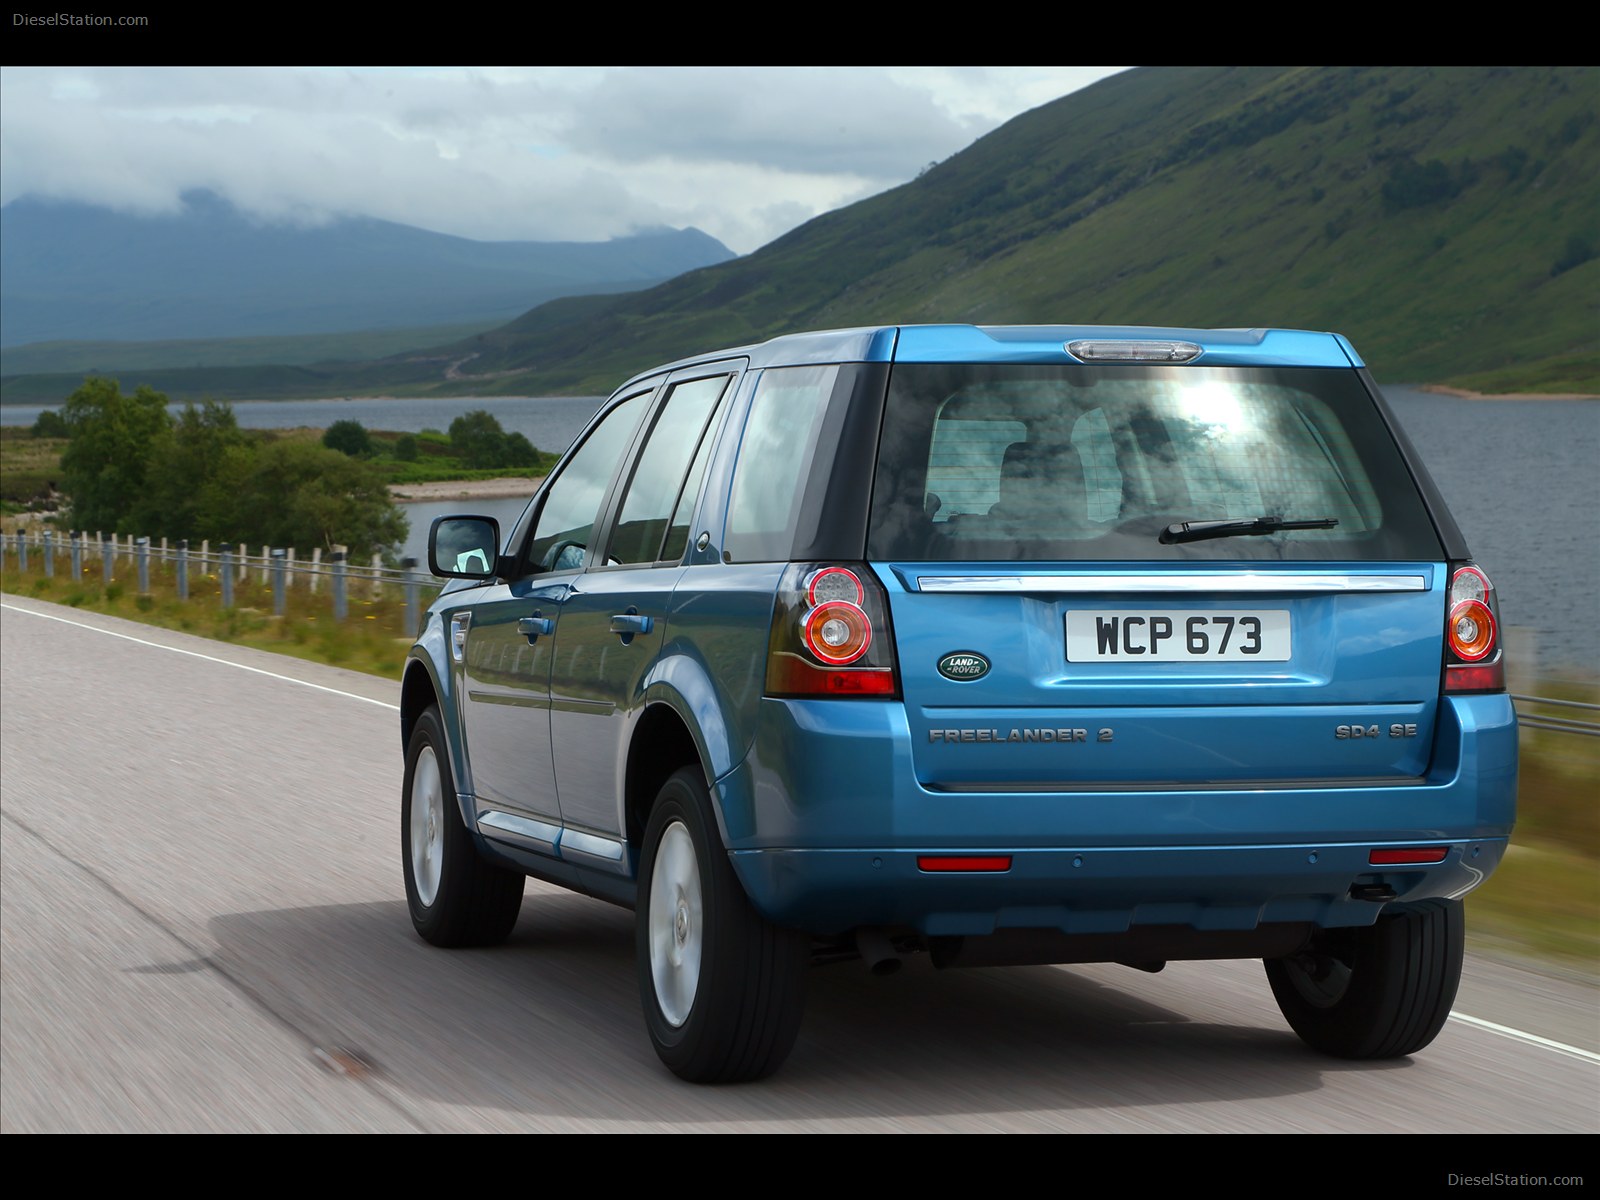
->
<box><xmin>856</xmin><ymin>928</ymin><xmax>903</xmax><ymax>976</ymax></box>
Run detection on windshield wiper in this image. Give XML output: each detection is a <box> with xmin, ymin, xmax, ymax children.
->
<box><xmin>1160</xmin><ymin>516</ymin><xmax>1339</xmax><ymax>545</ymax></box>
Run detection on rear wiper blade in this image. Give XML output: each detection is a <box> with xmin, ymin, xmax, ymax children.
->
<box><xmin>1160</xmin><ymin>516</ymin><xmax>1339</xmax><ymax>545</ymax></box>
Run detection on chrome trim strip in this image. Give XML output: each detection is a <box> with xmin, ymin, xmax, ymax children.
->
<box><xmin>926</xmin><ymin>775</ymin><xmax>1425</xmax><ymax>793</ymax></box>
<box><xmin>915</xmin><ymin>574</ymin><xmax>1429</xmax><ymax>595</ymax></box>
<box><xmin>560</xmin><ymin>829</ymin><xmax>626</xmax><ymax>862</ymax></box>
<box><xmin>477</xmin><ymin>810</ymin><xmax>561</xmax><ymax>849</ymax></box>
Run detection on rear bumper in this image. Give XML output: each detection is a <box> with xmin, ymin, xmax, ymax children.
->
<box><xmin>717</xmin><ymin>693</ymin><xmax>1517</xmax><ymax>937</ymax></box>
<box><xmin>731</xmin><ymin>839</ymin><xmax>1506</xmax><ymax>937</ymax></box>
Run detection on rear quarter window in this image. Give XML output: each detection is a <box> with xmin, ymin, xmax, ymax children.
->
<box><xmin>724</xmin><ymin>365</ymin><xmax>839</xmax><ymax>563</ymax></box>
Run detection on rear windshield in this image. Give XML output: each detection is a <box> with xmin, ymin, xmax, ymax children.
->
<box><xmin>868</xmin><ymin>364</ymin><xmax>1443</xmax><ymax>562</ymax></box>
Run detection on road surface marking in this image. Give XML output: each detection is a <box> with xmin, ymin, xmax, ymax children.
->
<box><xmin>1448</xmin><ymin>1013</ymin><xmax>1600</xmax><ymax>1064</ymax></box>
<box><xmin>1</xmin><ymin>601</ymin><xmax>401</xmax><ymax>710</ymax></box>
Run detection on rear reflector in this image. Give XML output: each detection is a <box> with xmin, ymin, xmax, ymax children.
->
<box><xmin>765</xmin><ymin>655</ymin><xmax>896</xmax><ymax>696</ymax></box>
<box><xmin>1446</xmin><ymin>660</ymin><xmax>1506</xmax><ymax>692</ymax></box>
<box><xmin>1369</xmin><ymin>847</ymin><xmax>1449</xmax><ymax>865</ymax></box>
<box><xmin>917</xmin><ymin>855</ymin><xmax>1013</xmax><ymax>872</ymax></box>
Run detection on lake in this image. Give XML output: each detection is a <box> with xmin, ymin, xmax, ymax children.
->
<box><xmin>6</xmin><ymin>388</ymin><xmax>1596</xmax><ymax>679</ymax></box>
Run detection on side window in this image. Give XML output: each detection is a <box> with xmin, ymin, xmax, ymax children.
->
<box><xmin>724</xmin><ymin>365</ymin><xmax>838</xmax><ymax>562</ymax></box>
<box><xmin>525</xmin><ymin>391</ymin><xmax>650</xmax><ymax>573</ymax></box>
<box><xmin>607</xmin><ymin>375</ymin><xmax>731</xmax><ymax>566</ymax></box>
<box><xmin>660</xmin><ymin>388</ymin><xmax>727</xmax><ymax>563</ymax></box>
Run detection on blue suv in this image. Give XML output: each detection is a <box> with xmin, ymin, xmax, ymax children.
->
<box><xmin>400</xmin><ymin>325</ymin><xmax>1517</xmax><ymax>1081</ymax></box>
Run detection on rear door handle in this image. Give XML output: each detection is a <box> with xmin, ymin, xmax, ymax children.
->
<box><xmin>609</xmin><ymin>611</ymin><xmax>653</xmax><ymax>642</ymax></box>
<box><xmin>517</xmin><ymin>613</ymin><xmax>554</xmax><ymax>643</ymax></box>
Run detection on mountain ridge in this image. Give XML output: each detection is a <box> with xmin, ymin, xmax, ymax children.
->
<box><xmin>0</xmin><ymin>190</ymin><xmax>735</xmax><ymax>348</ymax></box>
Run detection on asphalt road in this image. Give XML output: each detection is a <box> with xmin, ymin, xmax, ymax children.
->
<box><xmin>2</xmin><ymin>595</ymin><xmax>1596</xmax><ymax>1134</ymax></box>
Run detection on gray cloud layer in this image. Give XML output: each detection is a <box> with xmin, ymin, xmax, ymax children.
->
<box><xmin>0</xmin><ymin>66</ymin><xmax>1126</xmax><ymax>254</ymax></box>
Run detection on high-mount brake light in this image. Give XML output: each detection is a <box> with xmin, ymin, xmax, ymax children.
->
<box><xmin>1444</xmin><ymin>563</ymin><xmax>1505</xmax><ymax>692</ymax></box>
<box><xmin>766</xmin><ymin>562</ymin><xmax>901</xmax><ymax>699</ymax></box>
<box><xmin>1066</xmin><ymin>339</ymin><xmax>1202</xmax><ymax>364</ymax></box>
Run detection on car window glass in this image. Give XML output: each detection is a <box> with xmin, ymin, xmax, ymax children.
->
<box><xmin>1070</xmin><ymin>407</ymin><xmax>1124</xmax><ymax>523</ymax></box>
<box><xmin>525</xmin><ymin>391</ymin><xmax>649</xmax><ymax>573</ymax></box>
<box><xmin>869</xmin><ymin>364</ymin><xmax>1441</xmax><ymax>562</ymax></box>
<box><xmin>725</xmin><ymin>365</ymin><xmax>839</xmax><ymax>562</ymax></box>
<box><xmin>661</xmin><ymin>384</ymin><xmax>732</xmax><ymax>563</ymax></box>
<box><xmin>607</xmin><ymin>375</ymin><xmax>731</xmax><ymax>566</ymax></box>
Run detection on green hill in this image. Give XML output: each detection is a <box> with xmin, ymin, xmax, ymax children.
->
<box><xmin>454</xmin><ymin>65</ymin><xmax>1599</xmax><ymax>394</ymax></box>
<box><xmin>5</xmin><ymin>66</ymin><xmax>1595</xmax><ymax>405</ymax></box>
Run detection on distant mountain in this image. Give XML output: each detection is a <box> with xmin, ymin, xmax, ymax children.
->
<box><xmin>0</xmin><ymin>191</ymin><xmax>734</xmax><ymax>347</ymax></box>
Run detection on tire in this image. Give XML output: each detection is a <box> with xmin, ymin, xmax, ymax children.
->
<box><xmin>636</xmin><ymin>766</ymin><xmax>808</xmax><ymax>1082</ymax></box>
<box><xmin>1265</xmin><ymin>899</ymin><xmax>1464</xmax><ymax>1059</ymax></box>
<box><xmin>402</xmin><ymin>705</ymin><xmax>523</xmax><ymax>947</ymax></box>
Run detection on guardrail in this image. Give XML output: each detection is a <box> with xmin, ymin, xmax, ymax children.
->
<box><xmin>1512</xmin><ymin>694</ymin><xmax>1600</xmax><ymax>738</ymax></box>
<box><xmin>4</xmin><ymin>526</ymin><xmax>439</xmax><ymax>635</ymax></box>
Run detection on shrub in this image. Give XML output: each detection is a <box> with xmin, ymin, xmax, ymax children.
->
<box><xmin>323</xmin><ymin>419</ymin><xmax>373</xmax><ymax>458</ymax></box>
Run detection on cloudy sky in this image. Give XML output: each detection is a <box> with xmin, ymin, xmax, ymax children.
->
<box><xmin>0</xmin><ymin>66</ymin><xmax>1129</xmax><ymax>255</ymax></box>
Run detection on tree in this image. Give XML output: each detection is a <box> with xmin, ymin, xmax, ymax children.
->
<box><xmin>503</xmin><ymin>431</ymin><xmax>539</xmax><ymax>467</ymax></box>
<box><xmin>198</xmin><ymin>440</ymin><xmax>407</xmax><ymax>556</ymax></box>
<box><xmin>449</xmin><ymin>409</ymin><xmax>512</xmax><ymax>469</ymax></box>
<box><xmin>129</xmin><ymin>401</ymin><xmax>248</xmax><ymax>542</ymax></box>
<box><xmin>58</xmin><ymin>378</ymin><xmax>172</xmax><ymax>533</ymax></box>
<box><xmin>394</xmin><ymin>433</ymin><xmax>419</xmax><ymax>462</ymax></box>
<box><xmin>31</xmin><ymin>409</ymin><xmax>69</xmax><ymax>439</ymax></box>
<box><xmin>322</xmin><ymin>419</ymin><xmax>373</xmax><ymax>458</ymax></box>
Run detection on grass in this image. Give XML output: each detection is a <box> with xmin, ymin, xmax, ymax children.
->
<box><xmin>0</xmin><ymin>321</ymin><xmax>502</xmax><ymax>376</ymax></box>
<box><xmin>0</xmin><ymin>426</ymin><xmax>68</xmax><ymax>505</ymax></box>
<box><xmin>2</xmin><ymin>543</ymin><xmax>1595</xmax><ymax>978</ymax></box>
<box><xmin>3</xmin><ymin>546</ymin><xmax>422</xmax><ymax>679</ymax></box>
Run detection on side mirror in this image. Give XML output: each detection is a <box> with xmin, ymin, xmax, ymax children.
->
<box><xmin>429</xmin><ymin>515</ymin><xmax>501</xmax><ymax>579</ymax></box>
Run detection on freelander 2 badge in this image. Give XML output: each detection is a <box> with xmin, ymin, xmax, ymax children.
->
<box><xmin>937</xmin><ymin>651</ymin><xmax>991</xmax><ymax>681</ymax></box>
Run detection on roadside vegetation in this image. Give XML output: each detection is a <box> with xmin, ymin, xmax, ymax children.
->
<box><xmin>2</xmin><ymin>552</ymin><xmax>416</xmax><ymax>678</ymax></box>
<box><xmin>0</xmin><ymin>381</ymin><xmax>559</xmax><ymax>551</ymax></box>
<box><xmin>319</xmin><ymin>409</ymin><xmax>559</xmax><ymax>484</ymax></box>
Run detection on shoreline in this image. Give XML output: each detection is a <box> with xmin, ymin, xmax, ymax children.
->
<box><xmin>1415</xmin><ymin>384</ymin><xmax>1599</xmax><ymax>401</ymax></box>
<box><xmin>388</xmin><ymin>476</ymin><xmax>544</xmax><ymax>502</ymax></box>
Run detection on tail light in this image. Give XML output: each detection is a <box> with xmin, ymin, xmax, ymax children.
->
<box><xmin>1444</xmin><ymin>563</ymin><xmax>1505</xmax><ymax>693</ymax></box>
<box><xmin>765</xmin><ymin>563</ymin><xmax>900</xmax><ymax>698</ymax></box>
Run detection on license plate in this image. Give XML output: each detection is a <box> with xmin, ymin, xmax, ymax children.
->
<box><xmin>1065</xmin><ymin>610</ymin><xmax>1290</xmax><ymax>661</ymax></box>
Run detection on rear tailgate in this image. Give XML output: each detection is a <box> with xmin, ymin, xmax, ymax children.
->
<box><xmin>879</xmin><ymin>563</ymin><xmax>1444</xmax><ymax>789</ymax></box>
<box><xmin>863</xmin><ymin>343</ymin><xmax>1454</xmax><ymax>804</ymax></box>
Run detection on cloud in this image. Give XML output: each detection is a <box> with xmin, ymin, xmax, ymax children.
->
<box><xmin>0</xmin><ymin>66</ymin><xmax>1129</xmax><ymax>254</ymax></box>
